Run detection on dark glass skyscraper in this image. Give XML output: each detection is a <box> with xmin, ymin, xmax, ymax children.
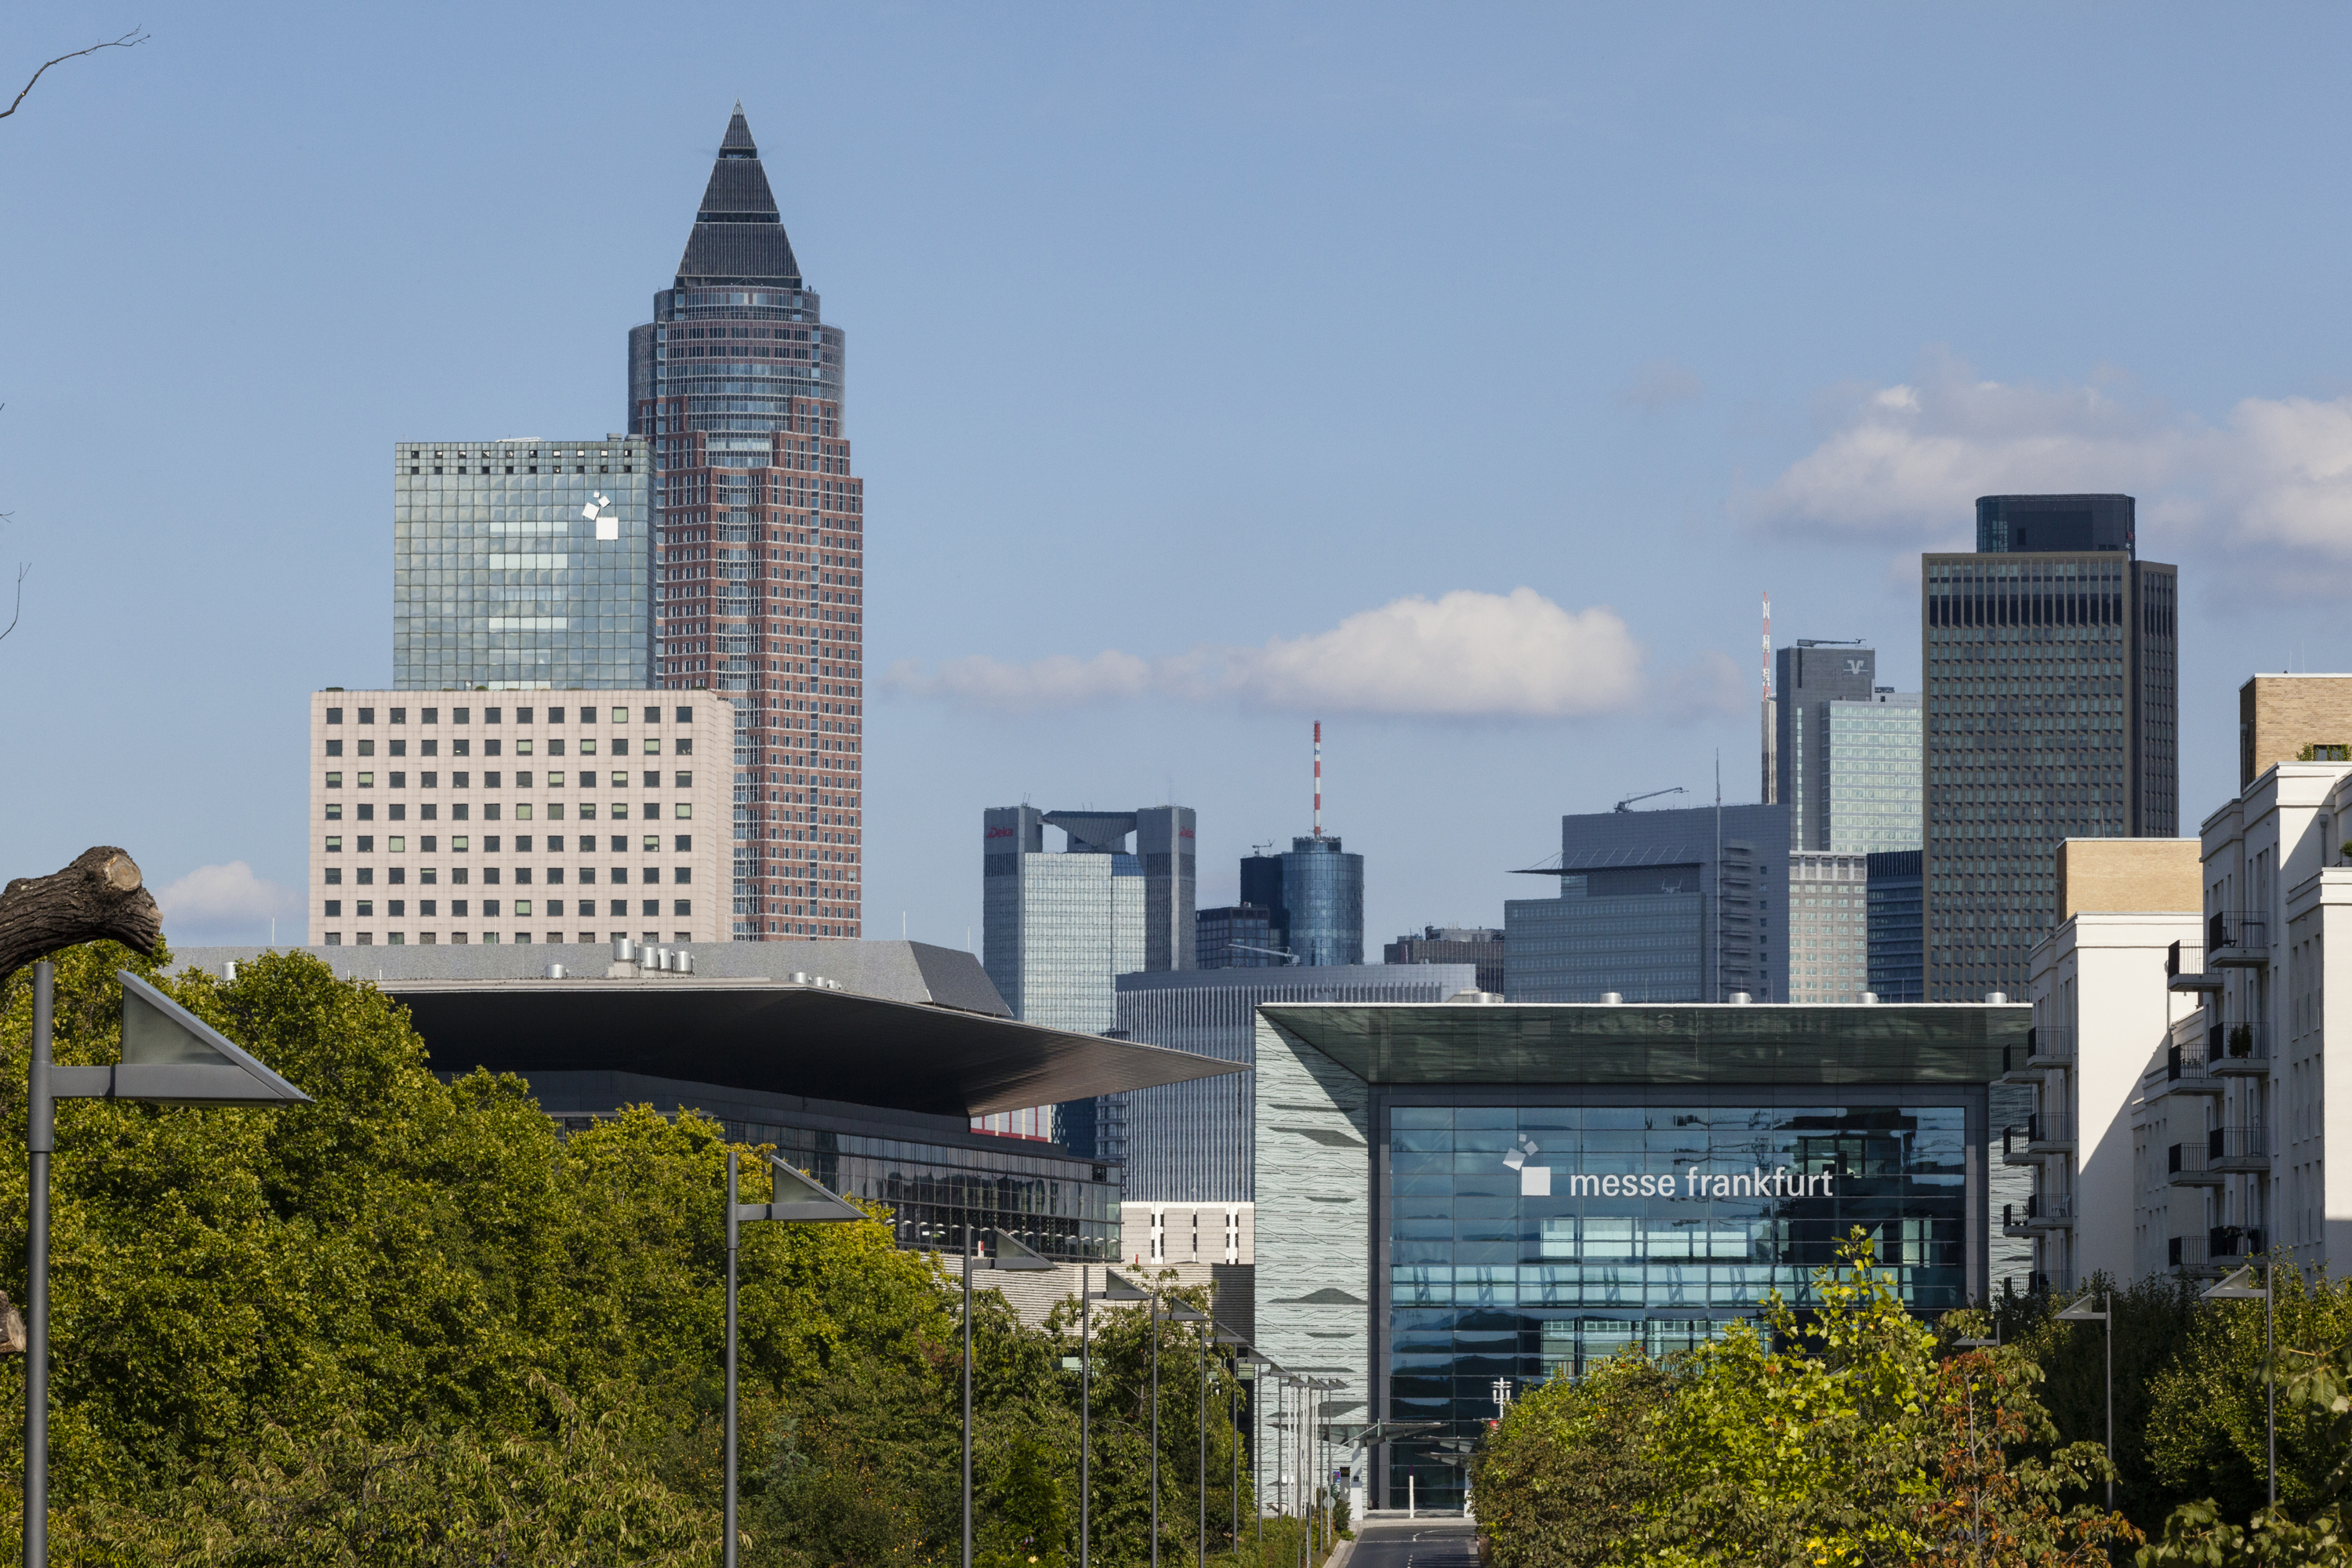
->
<box><xmin>1921</xmin><ymin>494</ymin><xmax>2178</xmax><ymax>1000</ymax></box>
<box><xmin>630</xmin><ymin>107</ymin><xmax>866</xmax><ymax>942</ymax></box>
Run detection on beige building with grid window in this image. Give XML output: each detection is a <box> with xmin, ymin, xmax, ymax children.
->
<box><xmin>308</xmin><ymin>691</ymin><xmax>731</xmax><ymax>947</ymax></box>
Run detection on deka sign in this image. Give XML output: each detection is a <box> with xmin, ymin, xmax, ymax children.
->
<box><xmin>1501</xmin><ymin>1136</ymin><xmax>1836</xmax><ymax>1200</ymax></box>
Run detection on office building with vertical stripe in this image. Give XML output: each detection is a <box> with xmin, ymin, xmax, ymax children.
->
<box><xmin>1113</xmin><ymin>963</ymin><xmax>1475</xmax><ymax>1202</ymax></box>
<box><xmin>1922</xmin><ymin>495</ymin><xmax>2177</xmax><ymax>1000</ymax></box>
<box><xmin>629</xmin><ymin>106</ymin><xmax>866</xmax><ymax>942</ymax></box>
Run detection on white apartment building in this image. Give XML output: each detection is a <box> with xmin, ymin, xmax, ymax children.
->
<box><xmin>2038</xmin><ymin>676</ymin><xmax>2352</xmax><ymax>1286</ymax></box>
<box><xmin>309</xmin><ymin>691</ymin><xmax>731</xmax><ymax>947</ymax></box>
<box><xmin>2020</xmin><ymin>840</ymin><xmax>2203</xmax><ymax>1292</ymax></box>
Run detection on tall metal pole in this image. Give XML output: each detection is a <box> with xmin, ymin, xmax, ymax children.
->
<box><xmin>1197</xmin><ymin>1323</ymin><xmax>1207</xmax><ymax>1568</ymax></box>
<box><xmin>1253</xmin><ymin>1365</ymin><xmax>1262</xmax><ymax>1552</ymax></box>
<box><xmin>724</xmin><ymin>1149</ymin><xmax>739</xmax><ymax>1568</ymax></box>
<box><xmin>964</xmin><ymin>1226</ymin><xmax>975</xmax><ymax>1568</ymax></box>
<box><xmin>1080</xmin><ymin>1265</ymin><xmax>1091</xmax><ymax>1568</ymax></box>
<box><xmin>1229</xmin><ymin>1352</ymin><xmax>1240</xmax><ymax>1552</ymax></box>
<box><xmin>2104</xmin><ymin>1292</ymin><xmax>2115</xmax><ymax>1512</ymax></box>
<box><xmin>2268</xmin><ymin>1258</ymin><xmax>2277</xmax><ymax>1509</ymax></box>
<box><xmin>1149</xmin><ymin>1292</ymin><xmax>1160</xmax><ymax>1568</ymax></box>
<box><xmin>24</xmin><ymin>963</ymin><xmax>53</xmax><ymax>1568</ymax></box>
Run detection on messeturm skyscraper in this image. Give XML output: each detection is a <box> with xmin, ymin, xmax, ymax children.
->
<box><xmin>1921</xmin><ymin>494</ymin><xmax>2178</xmax><ymax>1000</ymax></box>
<box><xmin>629</xmin><ymin>107</ymin><xmax>866</xmax><ymax>942</ymax></box>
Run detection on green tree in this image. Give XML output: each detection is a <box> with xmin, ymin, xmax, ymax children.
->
<box><xmin>1469</xmin><ymin>1350</ymin><xmax>1674</xmax><ymax>1568</ymax></box>
<box><xmin>1469</xmin><ymin>1236</ymin><xmax>2133</xmax><ymax>1568</ymax></box>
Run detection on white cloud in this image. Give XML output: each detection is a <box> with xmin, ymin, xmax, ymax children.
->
<box><xmin>157</xmin><ymin>861</ymin><xmax>298</xmax><ymax>942</ymax></box>
<box><xmin>887</xmin><ymin>587</ymin><xmax>1650</xmax><ymax>720</ymax></box>
<box><xmin>1741</xmin><ymin>356</ymin><xmax>2352</xmax><ymax>593</ymax></box>
<box><xmin>1619</xmin><ymin>358</ymin><xmax>1706</xmax><ymax>409</ymax></box>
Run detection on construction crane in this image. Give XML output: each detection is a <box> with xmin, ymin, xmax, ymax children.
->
<box><xmin>1613</xmin><ymin>786</ymin><xmax>1686</xmax><ymax>813</ymax></box>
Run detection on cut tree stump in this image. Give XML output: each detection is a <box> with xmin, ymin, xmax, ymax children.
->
<box><xmin>0</xmin><ymin>846</ymin><xmax>163</xmax><ymax>980</ymax></box>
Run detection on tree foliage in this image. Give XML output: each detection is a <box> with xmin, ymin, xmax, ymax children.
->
<box><xmin>0</xmin><ymin>943</ymin><xmax>1273</xmax><ymax>1564</ymax></box>
<box><xmin>1469</xmin><ymin>1235</ymin><xmax>2135</xmax><ymax>1568</ymax></box>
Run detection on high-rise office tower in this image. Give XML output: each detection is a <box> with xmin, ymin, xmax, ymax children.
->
<box><xmin>1922</xmin><ymin>494</ymin><xmax>2178</xmax><ymax>1000</ymax></box>
<box><xmin>393</xmin><ymin>437</ymin><xmax>650</xmax><ymax>690</ymax></box>
<box><xmin>1504</xmin><ymin>803</ymin><xmax>1788</xmax><ymax>1001</ymax></box>
<box><xmin>982</xmin><ymin>805</ymin><xmax>1198</xmax><ymax>1029</ymax></box>
<box><xmin>1774</xmin><ymin>641</ymin><xmax>1923</xmax><ymax>855</ymax></box>
<box><xmin>630</xmin><ymin>107</ymin><xmax>866</xmax><ymax>942</ymax></box>
<box><xmin>1866</xmin><ymin>849</ymin><xmax>1924</xmax><ymax>1002</ymax></box>
<box><xmin>1236</xmin><ymin>840</ymin><xmax>1365</xmax><ymax>966</ymax></box>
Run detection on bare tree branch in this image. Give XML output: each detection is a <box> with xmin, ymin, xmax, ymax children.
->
<box><xmin>1</xmin><ymin>27</ymin><xmax>147</xmax><ymax>122</ymax></box>
<box><xmin>0</xmin><ymin>563</ymin><xmax>25</xmax><ymax>644</ymax></box>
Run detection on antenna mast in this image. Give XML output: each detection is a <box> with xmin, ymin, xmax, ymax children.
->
<box><xmin>1760</xmin><ymin>592</ymin><xmax>1777</xmax><ymax>805</ymax></box>
<box><xmin>1312</xmin><ymin>721</ymin><xmax>1323</xmax><ymax>839</ymax></box>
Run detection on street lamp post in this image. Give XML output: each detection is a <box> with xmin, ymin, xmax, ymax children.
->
<box><xmin>2206</xmin><ymin>1263</ymin><xmax>2276</xmax><ymax>1508</ymax></box>
<box><xmin>2055</xmin><ymin>1294</ymin><xmax>2114</xmax><ymax>1508</ymax></box>
<box><xmin>1216</xmin><ymin>1331</ymin><xmax>1250</xmax><ymax>1552</ymax></box>
<box><xmin>1166</xmin><ymin>1301</ymin><xmax>1210</xmax><ymax>1568</ymax></box>
<box><xmin>1079</xmin><ymin>1269</ymin><xmax>1148</xmax><ymax>1568</ymax></box>
<box><xmin>24</xmin><ymin>967</ymin><xmax>316</xmax><ymax>1568</ymax></box>
<box><xmin>725</xmin><ymin>1150</ymin><xmax>867</xmax><ymax>1568</ymax></box>
<box><xmin>963</xmin><ymin>1226</ymin><xmax>1054</xmax><ymax>1568</ymax></box>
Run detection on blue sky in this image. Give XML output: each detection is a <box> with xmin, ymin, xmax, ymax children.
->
<box><xmin>7</xmin><ymin>4</ymin><xmax>2352</xmax><ymax>949</ymax></box>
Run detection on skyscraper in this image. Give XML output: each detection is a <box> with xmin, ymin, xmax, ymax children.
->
<box><xmin>1774</xmin><ymin>641</ymin><xmax>1922</xmax><ymax>854</ymax></box>
<box><xmin>393</xmin><ymin>437</ymin><xmax>650</xmax><ymax>691</ymax></box>
<box><xmin>982</xmin><ymin>805</ymin><xmax>1198</xmax><ymax>1029</ymax></box>
<box><xmin>1922</xmin><ymin>494</ymin><xmax>2178</xmax><ymax>1000</ymax></box>
<box><xmin>630</xmin><ymin>106</ymin><xmax>866</xmax><ymax>942</ymax></box>
<box><xmin>1504</xmin><ymin>803</ymin><xmax>1788</xmax><ymax>1001</ymax></box>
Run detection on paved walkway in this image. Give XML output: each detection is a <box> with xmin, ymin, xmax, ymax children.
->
<box><xmin>1341</xmin><ymin>1517</ymin><xmax>1480</xmax><ymax>1568</ymax></box>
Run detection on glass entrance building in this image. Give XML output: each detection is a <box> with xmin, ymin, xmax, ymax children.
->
<box><xmin>1250</xmin><ymin>1000</ymin><xmax>2028</xmax><ymax>1512</ymax></box>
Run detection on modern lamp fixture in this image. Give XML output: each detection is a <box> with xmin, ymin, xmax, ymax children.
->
<box><xmin>963</xmin><ymin>1228</ymin><xmax>1054</xmax><ymax>1568</ymax></box>
<box><xmin>724</xmin><ymin>1150</ymin><xmax>866</xmax><ymax>1568</ymax></box>
<box><xmin>2054</xmin><ymin>1293</ymin><xmax>2114</xmax><ymax>1508</ymax></box>
<box><xmin>2205</xmin><ymin>1263</ymin><xmax>2275</xmax><ymax>1507</ymax></box>
<box><xmin>24</xmin><ymin>967</ymin><xmax>316</xmax><ymax>1568</ymax></box>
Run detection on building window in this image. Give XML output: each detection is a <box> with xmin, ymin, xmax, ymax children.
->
<box><xmin>642</xmin><ymin>900</ymin><xmax>660</xmax><ymax>917</ymax></box>
<box><xmin>673</xmin><ymin>899</ymin><xmax>691</xmax><ymax>917</ymax></box>
<box><xmin>325</xmin><ymin>707</ymin><xmax>343</xmax><ymax>725</ymax></box>
<box><xmin>673</xmin><ymin>867</ymin><xmax>691</xmax><ymax>884</ymax></box>
<box><xmin>675</xmin><ymin>802</ymin><xmax>693</xmax><ymax>819</ymax></box>
<box><xmin>325</xmin><ymin>739</ymin><xmax>344</xmax><ymax>757</ymax></box>
<box><xmin>325</xmin><ymin>772</ymin><xmax>343</xmax><ymax>789</ymax></box>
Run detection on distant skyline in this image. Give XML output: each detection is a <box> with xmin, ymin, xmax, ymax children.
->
<box><xmin>6</xmin><ymin>5</ymin><xmax>2352</xmax><ymax>950</ymax></box>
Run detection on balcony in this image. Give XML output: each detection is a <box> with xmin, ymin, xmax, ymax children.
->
<box><xmin>2164</xmin><ymin>1043</ymin><xmax>2225</xmax><ymax>1097</ymax></box>
<box><xmin>2209</xmin><ymin>1225</ymin><xmax>2266</xmax><ymax>1261</ymax></box>
<box><xmin>2031</xmin><ymin>1269</ymin><xmax>2075</xmax><ymax>1296</ymax></box>
<box><xmin>2168</xmin><ymin>1139</ymin><xmax>2224</xmax><ymax>1186</ymax></box>
<box><xmin>2167</xmin><ymin>1233</ymin><xmax>2223</xmax><ymax>1276</ymax></box>
<box><xmin>2210</xmin><ymin>1125</ymin><xmax>2272</xmax><ymax>1172</ymax></box>
<box><xmin>2029</xmin><ymin>1026</ymin><xmax>2075</xmax><ymax>1066</ymax></box>
<box><xmin>2209</xmin><ymin>912</ymin><xmax>2270</xmax><ymax>967</ymax></box>
<box><xmin>2001</xmin><ymin>1113</ymin><xmax>2075</xmax><ymax>1163</ymax></box>
<box><xmin>2001</xmin><ymin>1192</ymin><xmax>2074</xmax><ymax>1232</ymax></box>
<box><xmin>1999</xmin><ymin>1026</ymin><xmax>2078</xmax><ymax>1083</ymax></box>
<box><xmin>2208</xmin><ymin>1021</ymin><xmax>2273</xmax><ymax>1076</ymax></box>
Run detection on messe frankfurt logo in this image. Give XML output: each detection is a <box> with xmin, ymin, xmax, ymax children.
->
<box><xmin>583</xmin><ymin>493</ymin><xmax>620</xmax><ymax>540</ymax></box>
<box><xmin>1502</xmin><ymin>1135</ymin><xmax>1550</xmax><ymax>1196</ymax></box>
<box><xmin>1501</xmin><ymin>1139</ymin><xmax>1839</xmax><ymax>1202</ymax></box>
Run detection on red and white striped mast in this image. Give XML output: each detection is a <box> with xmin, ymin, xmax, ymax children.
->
<box><xmin>1312</xmin><ymin>720</ymin><xmax>1323</xmax><ymax>838</ymax></box>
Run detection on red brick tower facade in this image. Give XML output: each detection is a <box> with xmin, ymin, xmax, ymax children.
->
<box><xmin>628</xmin><ymin>107</ymin><xmax>865</xmax><ymax>941</ymax></box>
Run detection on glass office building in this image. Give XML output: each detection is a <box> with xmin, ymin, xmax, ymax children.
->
<box><xmin>392</xmin><ymin>437</ymin><xmax>652</xmax><ymax>691</ymax></box>
<box><xmin>1922</xmin><ymin>493</ymin><xmax>2178</xmax><ymax>999</ymax></box>
<box><xmin>1251</xmin><ymin>999</ymin><xmax>2025</xmax><ymax>1512</ymax></box>
<box><xmin>1867</xmin><ymin>849</ymin><xmax>1926</xmax><ymax>1002</ymax></box>
<box><xmin>1825</xmin><ymin>695</ymin><xmax>1923</xmax><ymax>853</ymax></box>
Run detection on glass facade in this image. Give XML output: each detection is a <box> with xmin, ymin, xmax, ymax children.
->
<box><xmin>392</xmin><ymin>438</ymin><xmax>651</xmax><ymax>691</ymax></box>
<box><xmin>1922</xmin><ymin>536</ymin><xmax>2179</xmax><ymax>1000</ymax></box>
<box><xmin>1502</xmin><ymin>885</ymin><xmax>1703</xmax><ymax>1002</ymax></box>
<box><xmin>1825</xmin><ymin>696</ymin><xmax>1923</xmax><ymax>853</ymax></box>
<box><xmin>1381</xmin><ymin>1098</ymin><xmax>1971</xmax><ymax>1508</ymax></box>
<box><xmin>1279</xmin><ymin>836</ymin><xmax>1364</xmax><ymax>967</ymax></box>
<box><xmin>1867</xmin><ymin>850</ymin><xmax>1925</xmax><ymax>1002</ymax></box>
<box><xmin>554</xmin><ymin>1106</ymin><xmax>1121</xmax><ymax>1261</ymax></box>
